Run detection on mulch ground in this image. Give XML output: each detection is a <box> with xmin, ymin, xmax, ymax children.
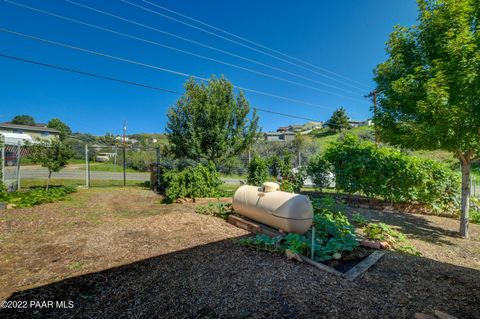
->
<box><xmin>1</xmin><ymin>188</ymin><xmax>479</xmax><ymax>318</ymax></box>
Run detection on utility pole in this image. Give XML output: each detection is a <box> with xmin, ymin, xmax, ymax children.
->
<box><xmin>366</xmin><ymin>90</ymin><xmax>379</xmax><ymax>145</ymax></box>
<box><xmin>122</xmin><ymin>120</ymin><xmax>127</xmax><ymax>187</ymax></box>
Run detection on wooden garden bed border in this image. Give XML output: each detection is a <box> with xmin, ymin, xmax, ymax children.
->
<box><xmin>228</xmin><ymin>214</ymin><xmax>386</xmax><ymax>280</ymax></box>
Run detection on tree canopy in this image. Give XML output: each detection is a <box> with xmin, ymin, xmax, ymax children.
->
<box><xmin>47</xmin><ymin>118</ymin><xmax>72</xmax><ymax>140</ymax></box>
<box><xmin>11</xmin><ymin>115</ymin><xmax>35</xmax><ymax>126</ymax></box>
<box><xmin>28</xmin><ymin>139</ymin><xmax>73</xmax><ymax>190</ymax></box>
<box><xmin>327</xmin><ymin>107</ymin><xmax>350</xmax><ymax>132</ymax></box>
<box><xmin>374</xmin><ymin>0</ymin><xmax>480</xmax><ymax>237</ymax></box>
<box><xmin>166</xmin><ymin>77</ymin><xmax>259</xmax><ymax>165</ymax></box>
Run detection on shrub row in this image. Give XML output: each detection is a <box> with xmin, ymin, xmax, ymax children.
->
<box><xmin>6</xmin><ymin>186</ymin><xmax>77</xmax><ymax>208</ymax></box>
<box><xmin>323</xmin><ymin>135</ymin><xmax>459</xmax><ymax>207</ymax></box>
<box><xmin>161</xmin><ymin>162</ymin><xmax>222</xmax><ymax>203</ymax></box>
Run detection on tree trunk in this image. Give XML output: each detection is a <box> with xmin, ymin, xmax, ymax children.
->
<box><xmin>46</xmin><ymin>170</ymin><xmax>52</xmax><ymax>191</ymax></box>
<box><xmin>459</xmin><ymin>157</ymin><xmax>470</xmax><ymax>238</ymax></box>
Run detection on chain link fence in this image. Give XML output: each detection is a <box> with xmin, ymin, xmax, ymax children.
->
<box><xmin>1</xmin><ymin>142</ymin><xmax>162</xmax><ymax>190</ymax></box>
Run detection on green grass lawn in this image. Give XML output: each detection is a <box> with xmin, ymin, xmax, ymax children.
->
<box><xmin>87</xmin><ymin>163</ymin><xmax>139</xmax><ymax>173</ymax></box>
<box><xmin>20</xmin><ymin>179</ymin><xmax>149</xmax><ymax>189</ymax></box>
<box><xmin>68</xmin><ymin>159</ymin><xmax>86</xmax><ymax>164</ymax></box>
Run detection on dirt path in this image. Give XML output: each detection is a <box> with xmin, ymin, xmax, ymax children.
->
<box><xmin>0</xmin><ymin>188</ymin><xmax>479</xmax><ymax>318</ymax></box>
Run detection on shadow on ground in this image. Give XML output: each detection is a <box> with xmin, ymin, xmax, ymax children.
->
<box><xmin>345</xmin><ymin>206</ymin><xmax>460</xmax><ymax>245</ymax></box>
<box><xmin>1</xmin><ymin>237</ymin><xmax>479</xmax><ymax>318</ymax></box>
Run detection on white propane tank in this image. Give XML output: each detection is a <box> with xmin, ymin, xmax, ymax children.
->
<box><xmin>232</xmin><ymin>182</ymin><xmax>313</xmax><ymax>234</ymax></box>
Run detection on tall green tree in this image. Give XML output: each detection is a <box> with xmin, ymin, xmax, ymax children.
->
<box><xmin>11</xmin><ymin>115</ymin><xmax>35</xmax><ymax>126</ymax></box>
<box><xmin>47</xmin><ymin>118</ymin><xmax>72</xmax><ymax>141</ymax></box>
<box><xmin>28</xmin><ymin>139</ymin><xmax>73</xmax><ymax>190</ymax></box>
<box><xmin>374</xmin><ymin>0</ymin><xmax>480</xmax><ymax>237</ymax></box>
<box><xmin>327</xmin><ymin>107</ymin><xmax>350</xmax><ymax>132</ymax></box>
<box><xmin>166</xmin><ymin>76</ymin><xmax>259</xmax><ymax>165</ymax></box>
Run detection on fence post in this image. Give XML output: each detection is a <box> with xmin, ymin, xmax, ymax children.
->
<box><xmin>155</xmin><ymin>147</ymin><xmax>160</xmax><ymax>190</ymax></box>
<box><xmin>114</xmin><ymin>146</ymin><xmax>117</xmax><ymax>172</ymax></box>
<box><xmin>85</xmin><ymin>144</ymin><xmax>90</xmax><ymax>188</ymax></box>
<box><xmin>123</xmin><ymin>146</ymin><xmax>126</xmax><ymax>187</ymax></box>
<box><xmin>1</xmin><ymin>143</ymin><xmax>5</xmax><ymax>185</ymax></box>
<box><xmin>16</xmin><ymin>142</ymin><xmax>21</xmax><ymax>190</ymax></box>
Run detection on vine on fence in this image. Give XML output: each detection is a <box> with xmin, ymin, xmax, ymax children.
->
<box><xmin>324</xmin><ymin>135</ymin><xmax>459</xmax><ymax>208</ymax></box>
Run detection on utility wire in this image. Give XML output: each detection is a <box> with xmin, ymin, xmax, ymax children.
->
<box><xmin>0</xmin><ymin>52</ymin><xmax>332</xmax><ymax>125</ymax></box>
<box><xmin>5</xmin><ymin>0</ymin><xmax>365</xmax><ymax>102</ymax></box>
<box><xmin>254</xmin><ymin>108</ymin><xmax>322</xmax><ymax>123</ymax></box>
<box><xmin>129</xmin><ymin>0</ymin><xmax>370</xmax><ymax>91</ymax></box>
<box><xmin>0</xmin><ymin>28</ymin><xmax>344</xmax><ymax>111</ymax></box>
<box><xmin>65</xmin><ymin>0</ymin><xmax>365</xmax><ymax>95</ymax></box>
<box><xmin>0</xmin><ymin>53</ymin><xmax>182</xmax><ymax>94</ymax></box>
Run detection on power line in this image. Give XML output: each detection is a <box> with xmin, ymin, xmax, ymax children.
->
<box><xmin>0</xmin><ymin>53</ymin><xmax>182</xmax><ymax>94</ymax></box>
<box><xmin>129</xmin><ymin>0</ymin><xmax>370</xmax><ymax>91</ymax></box>
<box><xmin>254</xmin><ymin>108</ymin><xmax>322</xmax><ymax>123</ymax></box>
<box><xmin>0</xmin><ymin>52</ymin><xmax>337</xmax><ymax>126</ymax></box>
<box><xmin>65</xmin><ymin>0</ymin><xmax>365</xmax><ymax>96</ymax></box>
<box><xmin>0</xmin><ymin>27</ymin><xmax>348</xmax><ymax>112</ymax></box>
<box><xmin>5</xmin><ymin>0</ymin><xmax>365</xmax><ymax>102</ymax></box>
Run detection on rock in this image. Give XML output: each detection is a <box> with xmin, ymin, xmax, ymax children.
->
<box><xmin>360</xmin><ymin>239</ymin><xmax>381</xmax><ymax>249</ymax></box>
<box><xmin>379</xmin><ymin>241</ymin><xmax>392</xmax><ymax>250</ymax></box>
<box><xmin>285</xmin><ymin>249</ymin><xmax>303</xmax><ymax>262</ymax></box>
<box><xmin>434</xmin><ymin>310</ymin><xmax>458</xmax><ymax>319</ymax></box>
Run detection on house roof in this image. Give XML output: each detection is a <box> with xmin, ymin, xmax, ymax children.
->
<box><xmin>0</xmin><ymin>123</ymin><xmax>60</xmax><ymax>133</ymax></box>
<box><xmin>265</xmin><ymin>132</ymin><xmax>283</xmax><ymax>136</ymax></box>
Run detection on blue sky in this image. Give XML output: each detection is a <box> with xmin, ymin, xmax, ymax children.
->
<box><xmin>0</xmin><ymin>0</ymin><xmax>418</xmax><ymax>135</ymax></box>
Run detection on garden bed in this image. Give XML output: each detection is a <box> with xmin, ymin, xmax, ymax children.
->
<box><xmin>228</xmin><ymin>214</ymin><xmax>384</xmax><ymax>280</ymax></box>
<box><xmin>1</xmin><ymin>188</ymin><xmax>479</xmax><ymax>318</ymax></box>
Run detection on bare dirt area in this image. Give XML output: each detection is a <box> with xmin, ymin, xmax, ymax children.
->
<box><xmin>0</xmin><ymin>188</ymin><xmax>479</xmax><ymax>318</ymax></box>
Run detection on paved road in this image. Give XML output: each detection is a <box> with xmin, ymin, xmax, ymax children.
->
<box><xmin>4</xmin><ymin>165</ymin><xmax>242</xmax><ymax>185</ymax></box>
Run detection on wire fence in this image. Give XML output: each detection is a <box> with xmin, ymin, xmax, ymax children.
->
<box><xmin>1</xmin><ymin>142</ymin><xmax>160</xmax><ymax>191</ymax></box>
<box><xmin>0</xmin><ymin>138</ymin><xmax>317</xmax><ymax>192</ymax></box>
<box><xmin>2</xmin><ymin>140</ymin><xmax>480</xmax><ymax>202</ymax></box>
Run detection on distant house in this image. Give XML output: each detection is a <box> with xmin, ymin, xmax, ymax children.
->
<box><xmin>264</xmin><ymin>131</ymin><xmax>295</xmax><ymax>142</ymax></box>
<box><xmin>277</xmin><ymin>124</ymin><xmax>304</xmax><ymax>133</ymax></box>
<box><xmin>0</xmin><ymin>123</ymin><xmax>60</xmax><ymax>143</ymax></box>
<box><xmin>277</xmin><ymin>126</ymin><xmax>290</xmax><ymax>133</ymax></box>
<box><xmin>348</xmin><ymin>120</ymin><xmax>373</xmax><ymax>128</ymax></box>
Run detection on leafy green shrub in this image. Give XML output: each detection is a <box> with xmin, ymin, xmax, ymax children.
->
<box><xmin>195</xmin><ymin>202</ymin><xmax>232</xmax><ymax>220</ymax></box>
<box><xmin>306</xmin><ymin>154</ymin><xmax>333</xmax><ymax>190</ymax></box>
<box><xmin>363</xmin><ymin>222</ymin><xmax>420</xmax><ymax>255</ymax></box>
<box><xmin>8</xmin><ymin>186</ymin><xmax>77</xmax><ymax>208</ymax></box>
<box><xmin>276</xmin><ymin>152</ymin><xmax>306</xmax><ymax>193</ymax></box>
<box><xmin>325</xmin><ymin>135</ymin><xmax>459</xmax><ymax>208</ymax></box>
<box><xmin>351</xmin><ymin>213</ymin><xmax>369</xmax><ymax>226</ymax></box>
<box><xmin>470</xmin><ymin>210</ymin><xmax>480</xmax><ymax>224</ymax></box>
<box><xmin>0</xmin><ymin>183</ymin><xmax>9</xmax><ymax>203</ymax></box>
<box><xmin>125</xmin><ymin>151</ymin><xmax>155</xmax><ymax>171</ymax></box>
<box><xmin>247</xmin><ymin>156</ymin><xmax>269</xmax><ymax>186</ymax></box>
<box><xmin>161</xmin><ymin>162</ymin><xmax>222</xmax><ymax>203</ymax></box>
<box><xmin>312</xmin><ymin>210</ymin><xmax>358</xmax><ymax>261</ymax></box>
